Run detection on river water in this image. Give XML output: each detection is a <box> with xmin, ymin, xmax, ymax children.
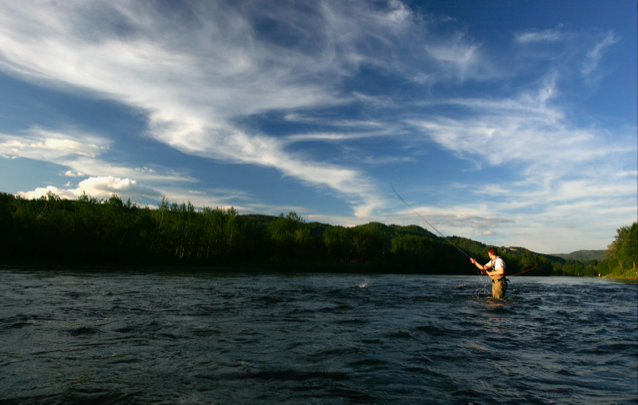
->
<box><xmin>0</xmin><ymin>270</ymin><xmax>636</xmax><ymax>405</ymax></box>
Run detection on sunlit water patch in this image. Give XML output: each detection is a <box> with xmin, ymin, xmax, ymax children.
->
<box><xmin>1</xmin><ymin>270</ymin><xmax>636</xmax><ymax>404</ymax></box>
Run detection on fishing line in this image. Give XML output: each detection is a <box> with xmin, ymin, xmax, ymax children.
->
<box><xmin>391</xmin><ymin>182</ymin><xmax>490</xmax><ymax>295</ymax></box>
<box><xmin>391</xmin><ymin>183</ymin><xmax>536</xmax><ymax>295</ymax></box>
<box><xmin>391</xmin><ymin>182</ymin><xmax>472</xmax><ymax>260</ymax></box>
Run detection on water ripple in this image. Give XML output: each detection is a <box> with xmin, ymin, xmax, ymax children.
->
<box><xmin>0</xmin><ymin>271</ymin><xmax>636</xmax><ymax>405</ymax></box>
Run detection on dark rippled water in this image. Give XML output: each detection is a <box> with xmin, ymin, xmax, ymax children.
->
<box><xmin>1</xmin><ymin>270</ymin><xmax>636</xmax><ymax>405</ymax></box>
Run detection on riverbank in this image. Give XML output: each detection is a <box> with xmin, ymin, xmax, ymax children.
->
<box><xmin>603</xmin><ymin>269</ymin><xmax>638</xmax><ymax>281</ymax></box>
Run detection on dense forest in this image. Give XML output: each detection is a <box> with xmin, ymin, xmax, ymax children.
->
<box><xmin>0</xmin><ymin>192</ymin><xmax>634</xmax><ymax>278</ymax></box>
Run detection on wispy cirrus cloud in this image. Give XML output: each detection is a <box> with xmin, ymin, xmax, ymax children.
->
<box><xmin>515</xmin><ymin>26</ymin><xmax>564</xmax><ymax>43</ymax></box>
<box><xmin>0</xmin><ymin>127</ymin><xmax>194</xmax><ymax>186</ymax></box>
<box><xmin>408</xmin><ymin>83</ymin><xmax>629</xmax><ymax>169</ymax></box>
<box><xmin>581</xmin><ymin>31</ymin><xmax>619</xmax><ymax>77</ymax></box>
<box><xmin>401</xmin><ymin>79</ymin><xmax>636</xmax><ymax>247</ymax></box>
<box><xmin>422</xmin><ymin>33</ymin><xmax>485</xmax><ymax>82</ymax></box>
<box><xmin>0</xmin><ymin>0</ymin><xmax>495</xmax><ymax>217</ymax></box>
<box><xmin>514</xmin><ymin>25</ymin><xmax>620</xmax><ymax>81</ymax></box>
<box><xmin>0</xmin><ymin>128</ymin><xmax>109</xmax><ymax>160</ymax></box>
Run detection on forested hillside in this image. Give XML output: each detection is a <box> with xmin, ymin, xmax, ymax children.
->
<box><xmin>547</xmin><ymin>223</ymin><xmax>636</xmax><ymax>279</ymax></box>
<box><xmin>551</xmin><ymin>250</ymin><xmax>606</xmax><ymax>261</ymax></box>
<box><xmin>0</xmin><ymin>191</ymin><xmax>619</xmax><ymax>277</ymax></box>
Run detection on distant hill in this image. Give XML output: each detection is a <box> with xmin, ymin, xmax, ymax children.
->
<box><xmin>550</xmin><ymin>250</ymin><xmax>605</xmax><ymax>261</ymax></box>
<box><xmin>355</xmin><ymin>222</ymin><xmax>440</xmax><ymax>241</ymax></box>
<box><xmin>239</xmin><ymin>215</ymin><xmax>577</xmax><ymax>263</ymax></box>
<box><xmin>447</xmin><ymin>236</ymin><xmax>487</xmax><ymax>256</ymax></box>
<box><xmin>240</xmin><ymin>215</ymin><xmax>441</xmax><ymax>241</ymax></box>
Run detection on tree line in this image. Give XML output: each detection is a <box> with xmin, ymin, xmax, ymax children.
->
<box><xmin>0</xmin><ymin>191</ymin><xmax>602</xmax><ymax>276</ymax></box>
<box><xmin>548</xmin><ymin>222</ymin><xmax>637</xmax><ymax>279</ymax></box>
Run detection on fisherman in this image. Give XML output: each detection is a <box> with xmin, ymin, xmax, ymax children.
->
<box><xmin>471</xmin><ymin>247</ymin><xmax>507</xmax><ymax>299</ymax></box>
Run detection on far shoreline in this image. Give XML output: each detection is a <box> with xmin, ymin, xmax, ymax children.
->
<box><xmin>2</xmin><ymin>263</ymin><xmax>636</xmax><ymax>281</ymax></box>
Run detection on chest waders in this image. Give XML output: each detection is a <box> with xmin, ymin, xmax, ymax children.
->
<box><xmin>489</xmin><ymin>257</ymin><xmax>508</xmax><ymax>299</ymax></box>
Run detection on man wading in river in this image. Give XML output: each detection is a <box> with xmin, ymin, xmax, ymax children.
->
<box><xmin>471</xmin><ymin>247</ymin><xmax>507</xmax><ymax>298</ymax></box>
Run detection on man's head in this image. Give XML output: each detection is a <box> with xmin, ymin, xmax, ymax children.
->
<box><xmin>487</xmin><ymin>247</ymin><xmax>497</xmax><ymax>258</ymax></box>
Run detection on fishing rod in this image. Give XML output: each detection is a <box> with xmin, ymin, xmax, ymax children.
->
<box><xmin>391</xmin><ymin>183</ymin><xmax>472</xmax><ymax>260</ymax></box>
<box><xmin>391</xmin><ymin>183</ymin><xmax>538</xmax><ymax>288</ymax></box>
<box><xmin>391</xmin><ymin>183</ymin><xmax>489</xmax><ymax>293</ymax></box>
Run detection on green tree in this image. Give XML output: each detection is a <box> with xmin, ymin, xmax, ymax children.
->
<box><xmin>618</xmin><ymin>222</ymin><xmax>637</xmax><ymax>271</ymax></box>
<box><xmin>268</xmin><ymin>212</ymin><xmax>307</xmax><ymax>261</ymax></box>
<box><xmin>606</xmin><ymin>223</ymin><xmax>636</xmax><ymax>271</ymax></box>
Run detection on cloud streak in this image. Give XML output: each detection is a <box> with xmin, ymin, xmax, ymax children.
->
<box><xmin>581</xmin><ymin>31</ymin><xmax>619</xmax><ymax>77</ymax></box>
<box><xmin>409</xmin><ymin>83</ymin><xmax>626</xmax><ymax>168</ymax></box>
<box><xmin>515</xmin><ymin>26</ymin><xmax>564</xmax><ymax>43</ymax></box>
<box><xmin>0</xmin><ymin>0</ymin><xmax>497</xmax><ymax>217</ymax></box>
<box><xmin>0</xmin><ymin>128</ymin><xmax>109</xmax><ymax>160</ymax></box>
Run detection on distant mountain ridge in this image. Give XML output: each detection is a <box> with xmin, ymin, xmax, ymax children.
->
<box><xmin>243</xmin><ymin>214</ymin><xmax>585</xmax><ymax>262</ymax></box>
<box><xmin>550</xmin><ymin>250</ymin><xmax>605</xmax><ymax>261</ymax></box>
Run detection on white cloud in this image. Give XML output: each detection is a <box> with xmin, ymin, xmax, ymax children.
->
<box><xmin>135</xmin><ymin>167</ymin><xmax>155</xmax><ymax>174</ymax></box>
<box><xmin>515</xmin><ymin>26</ymin><xmax>564</xmax><ymax>43</ymax></box>
<box><xmin>581</xmin><ymin>31</ymin><xmax>619</xmax><ymax>76</ymax></box>
<box><xmin>17</xmin><ymin>186</ymin><xmax>78</xmax><ymax>200</ymax></box>
<box><xmin>408</xmin><ymin>84</ymin><xmax>627</xmax><ymax>168</ymax></box>
<box><xmin>77</xmin><ymin>176</ymin><xmax>162</xmax><ymax>199</ymax></box>
<box><xmin>18</xmin><ymin>176</ymin><xmax>162</xmax><ymax>201</ymax></box>
<box><xmin>0</xmin><ymin>127</ymin><xmax>196</xmax><ymax>189</ymax></box>
<box><xmin>0</xmin><ymin>128</ymin><xmax>108</xmax><ymax>160</ymax></box>
<box><xmin>64</xmin><ymin>171</ymin><xmax>84</xmax><ymax>177</ymax></box>
<box><xmin>400</xmin><ymin>82</ymin><xmax>636</xmax><ymax>252</ymax></box>
<box><xmin>423</xmin><ymin>33</ymin><xmax>482</xmax><ymax>81</ymax></box>
<box><xmin>514</xmin><ymin>26</ymin><xmax>620</xmax><ymax>83</ymax></box>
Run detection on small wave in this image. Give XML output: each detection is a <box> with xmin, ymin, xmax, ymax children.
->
<box><xmin>337</xmin><ymin>318</ymin><xmax>367</xmax><ymax>324</ymax></box>
<box><xmin>402</xmin><ymin>366</ymin><xmax>446</xmax><ymax>378</ymax></box>
<box><xmin>238</xmin><ymin>370</ymin><xmax>350</xmax><ymax>381</ymax></box>
<box><xmin>253</xmin><ymin>295</ymin><xmax>286</xmax><ymax>304</ymax></box>
<box><xmin>65</xmin><ymin>291</ymin><xmax>88</xmax><ymax>299</ymax></box>
<box><xmin>486</xmin><ymin>306</ymin><xmax>516</xmax><ymax>314</ymax></box>
<box><xmin>416</xmin><ymin>325</ymin><xmax>450</xmax><ymax>336</ymax></box>
<box><xmin>451</xmin><ymin>389</ymin><xmax>484</xmax><ymax>397</ymax></box>
<box><xmin>387</xmin><ymin>330</ymin><xmax>413</xmax><ymax>339</ymax></box>
<box><xmin>109</xmin><ymin>357</ymin><xmax>140</xmax><ymax>364</ymax></box>
<box><xmin>68</xmin><ymin>327</ymin><xmax>100</xmax><ymax>336</ymax></box>
<box><xmin>327</xmin><ymin>387</ymin><xmax>375</xmax><ymax>401</ymax></box>
<box><xmin>3</xmin><ymin>321</ymin><xmax>33</xmax><ymax>330</ymax></box>
<box><xmin>348</xmin><ymin>359</ymin><xmax>387</xmax><ymax>366</ymax></box>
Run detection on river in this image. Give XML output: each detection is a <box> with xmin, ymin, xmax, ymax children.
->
<box><xmin>1</xmin><ymin>270</ymin><xmax>636</xmax><ymax>404</ymax></box>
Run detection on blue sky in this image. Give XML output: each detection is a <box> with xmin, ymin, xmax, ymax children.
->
<box><xmin>0</xmin><ymin>0</ymin><xmax>635</xmax><ymax>254</ymax></box>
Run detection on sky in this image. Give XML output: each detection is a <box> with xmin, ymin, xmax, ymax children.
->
<box><xmin>0</xmin><ymin>0</ymin><xmax>635</xmax><ymax>254</ymax></box>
